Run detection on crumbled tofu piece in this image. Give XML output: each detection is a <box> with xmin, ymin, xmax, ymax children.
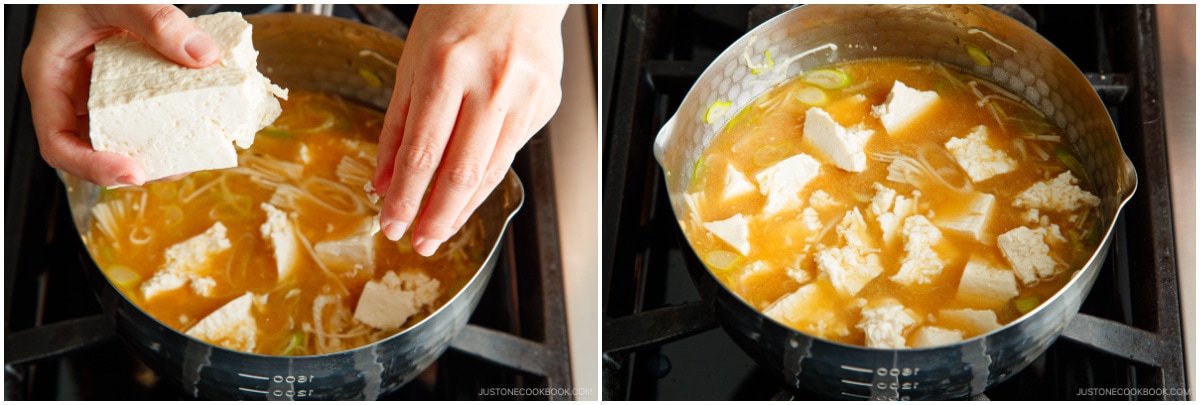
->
<box><xmin>871</xmin><ymin>81</ymin><xmax>939</xmax><ymax>136</ymax></box>
<box><xmin>1021</xmin><ymin>208</ymin><xmax>1040</xmax><ymax>223</ymax></box>
<box><xmin>835</xmin><ymin>207</ymin><xmax>874</xmax><ymax>251</ymax></box>
<box><xmin>945</xmin><ymin>125</ymin><xmax>1017</xmax><ymax>183</ymax></box>
<box><xmin>364</xmin><ymin>181</ymin><xmax>380</xmax><ymax>204</ymax></box>
<box><xmin>933</xmin><ymin>192</ymin><xmax>996</xmax><ymax>241</ymax></box>
<box><xmin>1013</xmin><ymin>171</ymin><xmax>1101</xmax><ymax>212</ymax></box>
<box><xmin>88</xmin><ymin>12</ymin><xmax>288</xmax><ymax>183</ymax></box>
<box><xmin>315</xmin><ymin>216</ymin><xmax>378</xmax><ymax>274</ymax></box>
<box><xmin>803</xmin><ymin>107</ymin><xmax>873</xmax><ymax>172</ymax></box>
<box><xmin>186</xmin><ymin>292</ymin><xmax>258</xmax><ymax>352</ymax></box>
<box><xmin>259</xmin><ymin>203</ymin><xmax>300</xmax><ymax>280</ymax></box>
<box><xmin>956</xmin><ymin>256</ymin><xmax>1019</xmax><ymax>307</ymax></box>
<box><xmin>816</xmin><ymin>246</ymin><xmax>884</xmax><ymax>297</ymax></box>
<box><xmin>910</xmin><ymin>326</ymin><xmax>964</xmax><ymax>348</ymax></box>
<box><xmin>353</xmin><ymin>271</ymin><xmax>442</xmax><ymax>330</ymax></box>
<box><xmin>802</xmin><ymin>207</ymin><xmax>822</xmax><ymax>231</ymax></box>
<box><xmin>997</xmin><ymin>226</ymin><xmax>1059</xmax><ymax>285</ymax></box>
<box><xmin>703</xmin><ymin>214</ymin><xmax>752</xmax><ymax>256</ymax></box>
<box><xmin>891</xmin><ymin>215</ymin><xmax>945</xmax><ymax>286</ymax></box>
<box><xmin>808</xmin><ymin>190</ymin><xmax>837</xmax><ymax>211</ymax></box>
<box><xmin>868</xmin><ymin>183</ymin><xmax>917</xmax><ymax>244</ymax></box>
<box><xmin>938</xmin><ymin>308</ymin><xmax>1002</xmax><ymax>335</ymax></box>
<box><xmin>763</xmin><ymin>284</ymin><xmax>849</xmax><ymax>338</ymax></box>
<box><xmin>856</xmin><ymin>300</ymin><xmax>917</xmax><ymax>349</ymax></box>
<box><xmin>141</xmin><ymin>222</ymin><xmax>231</xmax><ymax>300</ymax></box>
<box><xmin>755</xmin><ymin>153</ymin><xmax>821</xmax><ymax>217</ymax></box>
<box><xmin>299</xmin><ymin>144</ymin><xmax>312</xmax><ymax>164</ymax></box>
<box><xmin>722</xmin><ymin>164</ymin><xmax>757</xmax><ymax>200</ymax></box>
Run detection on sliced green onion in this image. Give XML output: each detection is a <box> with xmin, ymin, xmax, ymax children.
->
<box><xmin>802</xmin><ymin>69</ymin><xmax>851</xmax><ymax>89</ymax></box>
<box><xmin>691</xmin><ymin>157</ymin><xmax>706</xmax><ymax>185</ymax></box>
<box><xmin>1014</xmin><ymin>296</ymin><xmax>1041</xmax><ymax>314</ymax></box>
<box><xmin>357</xmin><ymin>66</ymin><xmax>384</xmax><ymax>87</ymax></box>
<box><xmin>751</xmin><ymin>50</ymin><xmax>775</xmax><ymax>75</ymax></box>
<box><xmin>753</xmin><ymin>144</ymin><xmax>791</xmax><ymax>167</ymax></box>
<box><xmin>1055</xmin><ymin>147</ymin><xmax>1091</xmax><ymax>183</ymax></box>
<box><xmin>792</xmin><ymin>87</ymin><xmax>828</xmax><ymax>105</ymax></box>
<box><xmin>965</xmin><ymin>44</ymin><xmax>992</xmax><ymax>67</ymax></box>
<box><xmin>704</xmin><ymin>250</ymin><xmax>740</xmax><ymax>271</ymax></box>
<box><xmin>107</xmin><ymin>265</ymin><xmax>141</xmax><ymax>289</ymax></box>
<box><xmin>282</xmin><ymin>332</ymin><xmax>307</xmax><ymax>356</ymax></box>
<box><xmin>259</xmin><ymin>128</ymin><xmax>295</xmax><ymax>139</ymax></box>
<box><xmin>705</xmin><ymin>100</ymin><xmax>733</xmax><ymax>124</ymax></box>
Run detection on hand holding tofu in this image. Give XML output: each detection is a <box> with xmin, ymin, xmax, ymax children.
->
<box><xmin>22</xmin><ymin>5</ymin><xmax>223</xmax><ymax>187</ymax></box>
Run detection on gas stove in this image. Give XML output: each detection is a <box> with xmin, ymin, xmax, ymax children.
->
<box><xmin>5</xmin><ymin>4</ymin><xmax>571</xmax><ymax>400</ymax></box>
<box><xmin>602</xmin><ymin>4</ymin><xmax>1186</xmax><ymax>400</ymax></box>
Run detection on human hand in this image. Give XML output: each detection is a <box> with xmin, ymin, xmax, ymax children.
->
<box><xmin>372</xmin><ymin>5</ymin><xmax>566</xmax><ymax>256</ymax></box>
<box><xmin>22</xmin><ymin>4</ymin><xmax>219</xmax><ymax>187</ymax></box>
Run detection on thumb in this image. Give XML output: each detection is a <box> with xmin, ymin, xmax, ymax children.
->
<box><xmin>98</xmin><ymin>5</ymin><xmax>220</xmax><ymax>68</ymax></box>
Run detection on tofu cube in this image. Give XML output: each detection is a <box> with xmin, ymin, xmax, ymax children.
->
<box><xmin>315</xmin><ymin>216</ymin><xmax>378</xmax><ymax>275</ymax></box>
<box><xmin>755</xmin><ymin>153</ymin><xmax>821</xmax><ymax>217</ymax></box>
<box><xmin>945</xmin><ymin>125</ymin><xmax>1017</xmax><ymax>183</ymax></box>
<box><xmin>803</xmin><ymin>107</ymin><xmax>873</xmax><ymax>172</ymax></box>
<box><xmin>956</xmin><ymin>256</ymin><xmax>1019</xmax><ymax>307</ymax></box>
<box><xmin>856</xmin><ymin>300</ymin><xmax>917</xmax><ymax>349</ymax></box>
<box><xmin>722</xmin><ymin>164</ymin><xmax>758</xmax><ymax>200</ymax></box>
<box><xmin>260</xmin><ymin>203</ymin><xmax>300</xmax><ymax>280</ymax></box>
<box><xmin>141</xmin><ymin>221</ymin><xmax>231</xmax><ymax>300</ymax></box>
<box><xmin>938</xmin><ymin>308</ymin><xmax>1002</xmax><ymax>336</ymax></box>
<box><xmin>1013</xmin><ymin>171</ymin><xmax>1101</xmax><ymax>212</ymax></box>
<box><xmin>933</xmin><ymin>192</ymin><xmax>996</xmax><ymax>241</ymax></box>
<box><xmin>88</xmin><ymin>12</ymin><xmax>288</xmax><ymax>183</ymax></box>
<box><xmin>871</xmin><ymin>81</ymin><xmax>939</xmax><ymax>136</ymax></box>
<box><xmin>354</xmin><ymin>271</ymin><xmax>442</xmax><ymax>330</ymax></box>
<box><xmin>763</xmin><ymin>283</ymin><xmax>849</xmax><ymax>339</ymax></box>
<box><xmin>998</xmin><ymin>226</ymin><xmax>1059</xmax><ymax>285</ymax></box>
<box><xmin>891</xmin><ymin>215</ymin><xmax>945</xmax><ymax>286</ymax></box>
<box><xmin>910</xmin><ymin>326</ymin><xmax>964</xmax><ymax>348</ymax></box>
<box><xmin>186</xmin><ymin>292</ymin><xmax>258</xmax><ymax>352</ymax></box>
<box><xmin>703</xmin><ymin>214</ymin><xmax>752</xmax><ymax>256</ymax></box>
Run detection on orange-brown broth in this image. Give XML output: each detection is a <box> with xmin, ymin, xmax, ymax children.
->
<box><xmin>87</xmin><ymin>90</ymin><xmax>481</xmax><ymax>356</ymax></box>
<box><xmin>683</xmin><ymin>59</ymin><xmax>1100</xmax><ymax>346</ymax></box>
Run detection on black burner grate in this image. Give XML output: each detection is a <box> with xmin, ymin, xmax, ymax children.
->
<box><xmin>602</xmin><ymin>4</ymin><xmax>1184</xmax><ymax>400</ymax></box>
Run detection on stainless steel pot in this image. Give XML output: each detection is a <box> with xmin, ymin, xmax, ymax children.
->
<box><xmin>62</xmin><ymin>13</ymin><xmax>525</xmax><ymax>400</ymax></box>
<box><xmin>653</xmin><ymin>5</ymin><xmax>1137</xmax><ymax>400</ymax></box>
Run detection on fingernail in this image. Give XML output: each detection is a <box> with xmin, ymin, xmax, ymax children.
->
<box><xmin>183</xmin><ymin>33</ymin><xmax>218</xmax><ymax>64</ymax></box>
<box><xmin>383</xmin><ymin>221</ymin><xmax>408</xmax><ymax>241</ymax></box>
<box><xmin>414</xmin><ymin>237</ymin><xmax>444</xmax><ymax>257</ymax></box>
<box><xmin>116</xmin><ymin>174</ymin><xmax>143</xmax><ymax>186</ymax></box>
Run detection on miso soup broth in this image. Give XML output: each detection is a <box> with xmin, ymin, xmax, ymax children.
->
<box><xmin>86</xmin><ymin>90</ymin><xmax>485</xmax><ymax>356</ymax></box>
<box><xmin>682</xmin><ymin>59</ymin><xmax>1102</xmax><ymax>348</ymax></box>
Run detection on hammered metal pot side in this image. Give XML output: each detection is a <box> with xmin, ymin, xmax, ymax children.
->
<box><xmin>62</xmin><ymin>14</ymin><xmax>526</xmax><ymax>400</ymax></box>
<box><xmin>653</xmin><ymin>5</ymin><xmax>1136</xmax><ymax>400</ymax></box>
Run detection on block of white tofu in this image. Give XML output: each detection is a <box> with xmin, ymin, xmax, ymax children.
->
<box><xmin>891</xmin><ymin>215</ymin><xmax>945</xmax><ymax>286</ymax></box>
<box><xmin>871</xmin><ymin>81</ymin><xmax>940</xmax><ymax>136</ymax></box>
<box><xmin>1013</xmin><ymin>171</ymin><xmax>1101</xmax><ymax>212</ymax></box>
<box><xmin>956</xmin><ymin>256</ymin><xmax>1019</xmax><ymax>307</ymax></box>
<box><xmin>141</xmin><ymin>221</ymin><xmax>230</xmax><ymax>300</ymax></box>
<box><xmin>803</xmin><ymin>107</ymin><xmax>873</xmax><ymax>172</ymax></box>
<box><xmin>315</xmin><ymin>216</ymin><xmax>377</xmax><ymax>274</ymax></box>
<box><xmin>945</xmin><ymin>125</ymin><xmax>1017</xmax><ymax>183</ymax></box>
<box><xmin>868</xmin><ymin>183</ymin><xmax>917</xmax><ymax>244</ymax></box>
<box><xmin>808</xmin><ymin>190</ymin><xmax>837</xmax><ymax>211</ymax></box>
<box><xmin>722</xmin><ymin>164</ymin><xmax>757</xmax><ymax>200</ymax></box>
<box><xmin>938</xmin><ymin>308</ymin><xmax>1002</xmax><ymax>336</ymax></box>
<box><xmin>910</xmin><ymin>326</ymin><xmax>964</xmax><ymax>348</ymax></box>
<box><xmin>763</xmin><ymin>284</ymin><xmax>849</xmax><ymax>338</ymax></box>
<box><xmin>933</xmin><ymin>192</ymin><xmax>996</xmax><ymax>241</ymax></box>
<box><xmin>997</xmin><ymin>226</ymin><xmax>1058</xmax><ymax>285</ymax></box>
<box><xmin>353</xmin><ymin>271</ymin><xmax>442</xmax><ymax>330</ymax></box>
<box><xmin>259</xmin><ymin>203</ymin><xmax>299</xmax><ymax>280</ymax></box>
<box><xmin>703</xmin><ymin>214</ymin><xmax>752</xmax><ymax>256</ymax></box>
<box><xmin>186</xmin><ymin>292</ymin><xmax>258</xmax><ymax>352</ymax></box>
<box><xmin>88</xmin><ymin>12</ymin><xmax>289</xmax><ymax>183</ymax></box>
<box><xmin>856</xmin><ymin>300</ymin><xmax>917</xmax><ymax>349</ymax></box>
<box><xmin>755</xmin><ymin>153</ymin><xmax>821</xmax><ymax>217</ymax></box>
